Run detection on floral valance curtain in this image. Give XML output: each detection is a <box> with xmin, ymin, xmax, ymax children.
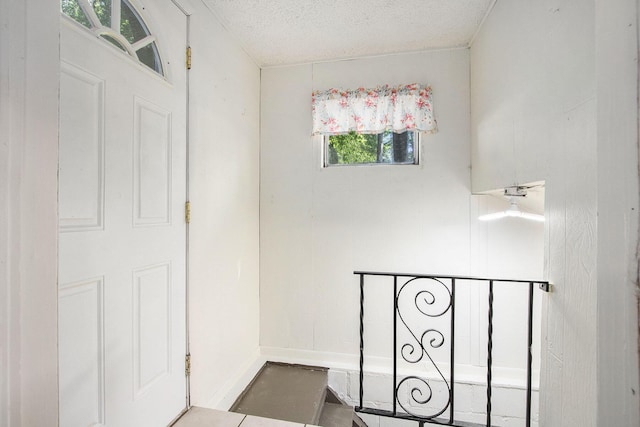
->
<box><xmin>311</xmin><ymin>83</ymin><xmax>437</xmax><ymax>136</ymax></box>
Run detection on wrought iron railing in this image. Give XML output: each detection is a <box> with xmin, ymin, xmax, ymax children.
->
<box><xmin>354</xmin><ymin>271</ymin><xmax>550</xmax><ymax>427</ymax></box>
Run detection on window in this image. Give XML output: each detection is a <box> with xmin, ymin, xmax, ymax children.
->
<box><xmin>312</xmin><ymin>83</ymin><xmax>436</xmax><ymax>167</ymax></box>
<box><xmin>61</xmin><ymin>0</ymin><xmax>164</xmax><ymax>75</ymax></box>
<box><xmin>325</xmin><ymin>130</ymin><xmax>418</xmax><ymax>166</ymax></box>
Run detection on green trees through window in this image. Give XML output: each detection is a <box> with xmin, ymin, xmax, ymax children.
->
<box><xmin>326</xmin><ymin>131</ymin><xmax>417</xmax><ymax>166</ymax></box>
<box><xmin>61</xmin><ymin>0</ymin><xmax>92</xmax><ymax>27</ymax></box>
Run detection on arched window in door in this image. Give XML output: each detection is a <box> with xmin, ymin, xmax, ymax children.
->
<box><xmin>61</xmin><ymin>0</ymin><xmax>164</xmax><ymax>75</ymax></box>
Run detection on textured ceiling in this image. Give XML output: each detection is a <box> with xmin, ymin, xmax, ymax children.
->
<box><xmin>201</xmin><ymin>0</ymin><xmax>495</xmax><ymax>67</ymax></box>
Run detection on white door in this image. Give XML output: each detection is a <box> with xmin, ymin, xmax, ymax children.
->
<box><xmin>58</xmin><ymin>2</ymin><xmax>187</xmax><ymax>426</ymax></box>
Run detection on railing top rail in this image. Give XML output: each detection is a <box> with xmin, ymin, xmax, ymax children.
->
<box><xmin>354</xmin><ymin>270</ymin><xmax>550</xmax><ymax>290</ymax></box>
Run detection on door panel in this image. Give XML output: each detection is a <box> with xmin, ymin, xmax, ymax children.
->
<box><xmin>59</xmin><ymin>2</ymin><xmax>187</xmax><ymax>425</ymax></box>
<box><xmin>133</xmin><ymin>98</ymin><xmax>173</xmax><ymax>227</ymax></box>
<box><xmin>58</xmin><ymin>278</ymin><xmax>105</xmax><ymax>427</ymax></box>
<box><xmin>133</xmin><ymin>262</ymin><xmax>172</xmax><ymax>396</ymax></box>
<box><xmin>59</xmin><ymin>63</ymin><xmax>105</xmax><ymax>232</ymax></box>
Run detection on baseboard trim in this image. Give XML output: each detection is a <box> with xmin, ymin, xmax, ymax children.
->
<box><xmin>260</xmin><ymin>347</ymin><xmax>360</xmax><ymax>371</ymax></box>
<box><xmin>203</xmin><ymin>347</ymin><xmax>266</xmax><ymax>410</ymax></box>
<box><xmin>260</xmin><ymin>346</ymin><xmax>539</xmax><ymax>390</ymax></box>
<box><xmin>201</xmin><ymin>346</ymin><xmax>540</xmax><ymax>410</ymax></box>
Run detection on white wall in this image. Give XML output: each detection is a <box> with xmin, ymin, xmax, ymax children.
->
<box><xmin>470</xmin><ymin>193</ymin><xmax>545</xmax><ymax>375</ymax></box>
<box><xmin>260</xmin><ymin>49</ymin><xmax>472</xmax><ymax>356</ymax></box>
<box><xmin>0</xmin><ymin>0</ymin><xmax>60</xmax><ymax>425</ymax></box>
<box><xmin>0</xmin><ymin>2</ymin><xmax>15</xmax><ymax>422</ymax></box>
<box><xmin>595</xmin><ymin>0</ymin><xmax>640</xmax><ymax>424</ymax></box>
<box><xmin>471</xmin><ymin>1</ymin><xmax>640</xmax><ymax>425</ymax></box>
<box><xmin>187</xmin><ymin>1</ymin><xmax>262</xmax><ymax>409</ymax></box>
<box><xmin>0</xmin><ymin>1</ymin><xmax>15</xmax><ymax>422</ymax></box>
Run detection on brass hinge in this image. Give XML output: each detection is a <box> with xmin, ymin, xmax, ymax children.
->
<box><xmin>185</xmin><ymin>354</ymin><xmax>191</xmax><ymax>377</ymax></box>
<box><xmin>185</xmin><ymin>201</ymin><xmax>191</xmax><ymax>224</ymax></box>
<box><xmin>186</xmin><ymin>46</ymin><xmax>192</xmax><ymax>70</ymax></box>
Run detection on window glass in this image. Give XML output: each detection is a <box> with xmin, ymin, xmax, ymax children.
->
<box><xmin>137</xmin><ymin>42</ymin><xmax>163</xmax><ymax>74</ymax></box>
<box><xmin>61</xmin><ymin>0</ymin><xmax>92</xmax><ymax>28</ymax></box>
<box><xmin>100</xmin><ymin>34</ymin><xmax>126</xmax><ymax>51</ymax></box>
<box><xmin>90</xmin><ymin>0</ymin><xmax>112</xmax><ymax>28</ymax></box>
<box><xmin>326</xmin><ymin>131</ymin><xmax>418</xmax><ymax>166</ymax></box>
<box><xmin>121</xmin><ymin>0</ymin><xmax>150</xmax><ymax>44</ymax></box>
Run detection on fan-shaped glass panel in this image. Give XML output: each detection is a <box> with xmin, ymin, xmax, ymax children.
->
<box><xmin>90</xmin><ymin>0</ymin><xmax>112</xmax><ymax>27</ymax></box>
<box><xmin>137</xmin><ymin>42</ymin><xmax>163</xmax><ymax>75</ymax></box>
<box><xmin>121</xmin><ymin>0</ymin><xmax>150</xmax><ymax>44</ymax></box>
<box><xmin>100</xmin><ymin>34</ymin><xmax>126</xmax><ymax>52</ymax></box>
<box><xmin>60</xmin><ymin>0</ymin><xmax>164</xmax><ymax>76</ymax></box>
<box><xmin>61</xmin><ymin>0</ymin><xmax>91</xmax><ymax>28</ymax></box>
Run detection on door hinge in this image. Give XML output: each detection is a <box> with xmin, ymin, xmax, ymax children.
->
<box><xmin>185</xmin><ymin>201</ymin><xmax>191</xmax><ymax>224</ymax></box>
<box><xmin>186</xmin><ymin>46</ymin><xmax>192</xmax><ymax>70</ymax></box>
<box><xmin>185</xmin><ymin>354</ymin><xmax>191</xmax><ymax>377</ymax></box>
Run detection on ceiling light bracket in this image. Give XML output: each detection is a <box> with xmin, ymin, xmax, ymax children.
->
<box><xmin>504</xmin><ymin>185</ymin><xmax>528</xmax><ymax>198</ymax></box>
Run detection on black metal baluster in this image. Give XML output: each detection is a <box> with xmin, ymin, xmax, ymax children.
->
<box><xmin>526</xmin><ymin>282</ymin><xmax>534</xmax><ymax>427</ymax></box>
<box><xmin>486</xmin><ymin>280</ymin><xmax>494</xmax><ymax>427</ymax></box>
<box><xmin>393</xmin><ymin>276</ymin><xmax>398</xmax><ymax>416</ymax></box>
<box><xmin>449</xmin><ymin>279</ymin><xmax>456</xmax><ymax>425</ymax></box>
<box><xmin>359</xmin><ymin>273</ymin><xmax>364</xmax><ymax>410</ymax></box>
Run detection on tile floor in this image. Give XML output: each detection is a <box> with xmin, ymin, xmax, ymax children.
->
<box><xmin>173</xmin><ymin>407</ymin><xmax>321</xmax><ymax>427</ymax></box>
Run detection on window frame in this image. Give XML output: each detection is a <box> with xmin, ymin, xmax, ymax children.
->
<box><xmin>322</xmin><ymin>130</ymin><xmax>421</xmax><ymax>168</ymax></box>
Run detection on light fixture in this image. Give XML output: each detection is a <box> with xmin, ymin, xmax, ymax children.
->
<box><xmin>478</xmin><ymin>186</ymin><xmax>545</xmax><ymax>223</ymax></box>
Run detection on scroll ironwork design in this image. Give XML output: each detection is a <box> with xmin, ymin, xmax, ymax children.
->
<box><xmin>396</xmin><ymin>277</ymin><xmax>452</xmax><ymax>419</ymax></box>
